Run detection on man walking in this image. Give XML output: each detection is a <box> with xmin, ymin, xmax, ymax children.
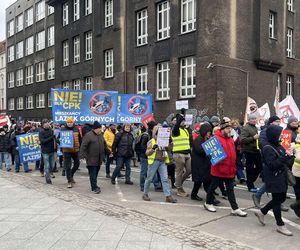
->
<box><xmin>103</xmin><ymin>124</ymin><xmax>116</xmax><ymax>178</ymax></box>
<box><xmin>0</xmin><ymin>127</ymin><xmax>11</xmax><ymax>171</ymax></box>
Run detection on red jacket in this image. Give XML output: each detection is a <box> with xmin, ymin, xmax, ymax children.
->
<box><xmin>211</xmin><ymin>129</ymin><xmax>236</xmax><ymax>178</ymax></box>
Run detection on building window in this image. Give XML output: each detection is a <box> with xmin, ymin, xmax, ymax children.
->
<box><xmin>287</xmin><ymin>28</ymin><xmax>294</xmax><ymax>58</ymax></box>
<box><xmin>36</xmin><ymin>0</ymin><xmax>45</xmax><ymax>22</ymax></box>
<box><xmin>269</xmin><ymin>11</ymin><xmax>276</xmax><ymax>39</ymax></box>
<box><xmin>7</xmin><ymin>20</ymin><xmax>14</xmax><ymax>37</ymax></box>
<box><xmin>7</xmin><ymin>46</ymin><xmax>14</xmax><ymax>63</ymax></box>
<box><xmin>47</xmin><ymin>58</ymin><xmax>55</xmax><ymax>80</ymax></box>
<box><xmin>157</xmin><ymin>1</ymin><xmax>170</xmax><ymax>40</ymax></box>
<box><xmin>25</xmin><ymin>7</ymin><xmax>33</xmax><ymax>27</ymax></box>
<box><xmin>8</xmin><ymin>98</ymin><xmax>14</xmax><ymax>111</ymax></box>
<box><xmin>137</xmin><ymin>9</ymin><xmax>148</xmax><ymax>46</ymax></box>
<box><xmin>62</xmin><ymin>81</ymin><xmax>69</xmax><ymax>89</ymax></box>
<box><xmin>157</xmin><ymin>62</ymin><xmax>170</xmax><ymax>100</ymax></box>
<box><xmin>25</xmin><ymin>65</ymin><xmax>34</xmax><ymax>85</ymax></box>
<box><xmin>73</xmin><ymin>36</ymin><xmax>80</xmax><ymax>63</ymax></box>
<box><xmin>137</xmin><ymin>66</ymin><xmax>148</xmax><ymax>94</ymax></box>
<box><xmin>36</xmin><ymin>62</ymin><xmax>45</xmax><ymax>82</ymax></box>
<box><xmin>26</xmin><ymin>95</ymin><xmax>34</xmax><ymax>109</ymax></box>
<box><xmin>105</xmin><ymin>0</ymin><xmax>113</xmax><ymax>27</ymax></box>
<box><xmin>104</xmin><ymin>49</ymin><xmax>113</xmax><ymax>78</ymax></box>
<box><xmin>47</xmin><ymin>26</ymin><xmax>55</xmax><ymax>47</ymax></box>
<box><xmin>63</xmin><ymin>3</ymin><xmax>69</xmax><ymax>26</ymax></box>
<box><xmin>85</xmin><ymin>77</ymin><xmax>93</xmax><ymax>90</ymax></box>
<box><xmin>180</xmin><ymin>57</ymin><xmax>196</xmax><ymax>98</ymax></box>
<box><xmin>25</xmin><ymin>36</ymin><xmax>34</xmax><ymax>56</ymax></box>
<box><xmin>8</xmin><ymin>72</ymin><xmax>14</xmax><ymax>88</ymax></box>
<box><xmin>181</xmin><ymin>0</ymin><xmax>196</xmax><ymax>34</ymax></box>
<box><xmin>48</xmin><ymin>92</ymin><xmax>52</xmax><ymax>107</ymax></box>
<box><xmin>85</xmin><ymin>31</ymin><xmax>92</xmax><ymax>60</ymax></box>
<box><xmin>85</xmin><ymin>0</ymin><xmax>92</xmax><ymax>16</ymax></box>
<box><xmin>16</xmin><ymin>97</ymin><xmax>24</xmax><ymax>110</ymax></box>
<box><xmin>47</xmin><ymin>5</ymin><xmax>54</xmax><ymax>15</ymax></box>
<box><xmin>74</xmin><ymin>0</ymin><xmax>80</xmax><ymax>21</ymax></box>
<box><xmin>36</xmin><ymin>30</ymin><xmax>45</xmax><ymax>51</ymax></box>
<box><xmin>63</xmin><ymin>40</ymin><xmax>69</xmax><ymax>66</ymax></box>
<box><xmin>16</xmin><ymin>14</ymin><xmax>24</xmax><ymax>33</ymax></box>
<box><xmin>36</xmin><ymin>94</ymin><xmax>45</xmax><ymax>108</ymax></box>
<box><xmin>287</xmin><ymin>0</ymin><xmax>294</xmax><ymax>12</ymax></box>
<box><xmin>16</xmin><ymin>41</ymin><xmax>24</xmax><ymax>60</ymax></box>
<box><xmin>73</xmin><ymin>79</ymin><xmax>81</xmax><ymax>90</ymax></box>
<box><xmin>16</xmin><ymin>69</ymin><xmax>24</xmax><ymax>87</ymax></box>
<box><xmin>286</xmin><ymin>75</ymin><xmax>293</xmax><ymax>96</ymax></box>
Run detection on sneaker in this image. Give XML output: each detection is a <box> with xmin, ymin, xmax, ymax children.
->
<box><xmin>191</xmin><ymin>195</ymin><xmax>203</xmax><ymax>201</ymax></box>
<box><xmin>252</xmin><ymin>194</ymin><xmax>261</xmax><ymax>208</ymax></box>
<box><xmin>111</xmin><ymin>179</ymin><xmax>116</xmax><ymax>185</ymax></box>
<box><xmin>62</xmin><ymin>170</ymin><xmax>66</xmax><ymax>176</ymax></box>
<box><xmin>204</xmin><ymin>203</ymin><xmax>216</xmax><ymax>212</ymax></box>
<box><xmin>213</xmin><ymin>199</ymin><xmax>221</xmax><ymax>206</ymax></box>
<box><xmin>125</xmin><ymin>180</ymin><xmax>133</xmax><ymax>185</ymax></box>
<box><xmin>70</xmin><ymin>177</ymin><xmax>76</xmax><ymax>184</ymax></box>
<box><xmin>276</xmin><ymin>225</ymin><xmax>293</xmax><ymax>236</ymax></box>
<box><xmin>6</xmin><ymin>168</ymin><xmax>11</xmax><ymax>172</ymax></box>
<box><xmin>177</xmin><ymin>187</ymin><xmax>189</xmax><ymax>197</ymax></box>
<box><xmin>92</xmin><ymin>187</ymin><xmax>101</xmax><ymax>194</ymax></box>
<box><xmin>67</xmin><ymin>182</ymin><xmax>72</xmax><ymax>188</ymax></box>
<box><xmin>40</xmin><ymin>172</ymin><xmax>45</xmax><ymax>177</ymax></box>
<box><xmin>281</xmin><ymin>204</ymin><xmax>289</xmax><ymax>212</ymax></box>
<box><xmin>24</xmin><ymin>169</ymin><xmax>32</xmax><ymax>173</ymax></box>
<box><xmin>106</xmin><ymin>174</ymin><xmax>111</xmax><ymax>178</ymax></box>
<box><xmin>231</xmin><ymin>208</ymin><xmax>247</xmax><ymax>217</ymax></box>
<box><xmin>239</xmin><ymin>178</ymin><xmax>246</xmax><ymax>184</ymax></box>
<box><xmin>46</xmin><ymin>180</ymin><xmax>52</xmax><ymax>185</ymax></box>
<box><xmin>166</xmin><ymin>196</ymin><xmax>177</xmax><ymax>203</ymax></box>
<box><xmin>142</xmin><ymin>194</ymin><xmax>151</xmax><ymax>201</ymax></box>
<box><xmin>254</xmin><ymin>210</ymin><xmax>265</xmax><ymax>226</ymax></box>
<box><xmin>51</xmin><ymin>173</ymin><xmax>55</xmax><ymax>178</ymax></box>
<box><xmin>290</xmin><ymin>202</ymin><xmax>300</xmax><ymax>218</ymax></box>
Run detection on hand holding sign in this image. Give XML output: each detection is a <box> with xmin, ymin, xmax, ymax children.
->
<box><xmin>157</xmin><ymin>128</ymin><xmax>170</xmax><ymax>148</ymax></box>
<box><xmin>201</xmin><ymin>136</ymin><xmax>227</xmax><ymax>165</ymax></box>
<box><xmin>60</xmin><ymin>130</ymin><xmax>74</xmax><ymax>148</ymax></box>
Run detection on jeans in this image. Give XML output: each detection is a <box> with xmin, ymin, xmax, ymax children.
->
<box><xmin>63</xmin><ymin>152</ymin><xmax>80</xmax><ymax>182</ymax></box>
<box><xmin>15</xmin><ymin>154</ymin><xmax>29</xmax><ymax>172</ymax></box>
<box><xmin>256</xmin><ymin>183</ymin><xmax>267</xmax><ymax>199</ymax></box>
<box><xmin>112</xmin><ymin>156</ymin><xmax>132</xmax><ymax>182</ymax></box>
<box><xmin>261</xmin><ymin>192</ymin><xmax>286</xmax><ymax>226</ymax></box>
<box><xmin>42</xmin><ymin>153</ymin><xmax>54</xmax><ymax>182</ymax></box>
<box><xmin>0</xmin><ymin>152</ymin><xmax>11</xmax><ymax>170</ymax></box>
<box><xmin>105</xmin><ymin>154</ymin><xmax>112</xmax><ymax>174</ymax></box>
<box><xmin>173</xmin><ymin>153</ymin><xmax>191</xmax><ymax>188</ymax></box>
<box><xmin>244</xmin><ymin>152</ymin><xmax>262</xmax><ymax>190</ymax></box>
<box><xmin>140</xmin><ymin>157</ymin><xmax>161</xmax><ymax>190</ymax></box>
<box><xmin>206</xmin><ymin>176</ymin><xmax>239</xmax><ymax>210</ymax></box>
<box><xmin>236</xmin><ymin>153</ymin><xmax>246</xmax><ymax>180</ymax></box>
<box><xmin>87</xmin><ymin>165</ymin><xmax>100</xmax><ymax>191</ymax></box>
<box><xmin>144</xmin><ymin>160</ymin><xmax>171</xmax><ymax>197</ymax></box>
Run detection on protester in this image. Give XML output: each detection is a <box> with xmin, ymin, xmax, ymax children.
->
<box><xmin>254</xmin><ymin>125</ymin><xmax>294</xmax><ymax>236</ymax></box>
<box><xmin>284</xmin><ymin>116</ymin><xmax>299</xmax><ymax>143</ymax></box>
<box><xmin>291</xmin><ymin>134</ymin><xmax>300</xmax><ymax>218</ymax></box>
<box><xmin>204</xmin><ymin>118</ymin><xmax>247</xmax><ymax>217</ymax></box>
<box><xmin>192</xmin><ymin>123</ymin><xmax>201</xmax><ymax>140</ymax></box>
<box><xmin>172</xmin><ymin>109</ymin><xmax>192</xmax><ymax>197</ymax></box>
<box><xmin>111</xmin><ymin>123</ymin><xmax>134</xmax><ymax>185</ymax></box>
<box><xmin>241</xmin><ymin>113</ymin><xmax>262</xmax><ymax>192</ymax></box>
<box><xmin>103</xmin><ymin>124</ymin><xmax>117</xmax><ymax>178</ymax></box>
<box><xmin>142</xmin><ymin>125</ymin><xmax>177</xmax><ymax>203</ymax></box>
<box><xmin>80</xmin><ymin>121</ymin><xmax>106</xmax><ymax>194</ymax></box>
<box><xmin>62</xmin><ymin>117</ymin><xmax>81</xmax><ymax>188</ymax></box>
<box><xmin>0</xmin><ymin>127</ymin><xmax>11</xmax><ymax>171</ymax></box>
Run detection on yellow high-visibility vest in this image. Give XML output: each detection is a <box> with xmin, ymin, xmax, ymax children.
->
<box><xmin>294</xmin><ymin>144</ymin><xmax>300</xmax><ymax>167</ymax></box>
<box><xmin>147</xmin><ymin>138</ymin><xmax>170</xmax><ymax>165</ymax></box>
<box><xmin>171</xmin><ymin>128</ymin><xmax>190</xmax><ymax>153</ymax></box>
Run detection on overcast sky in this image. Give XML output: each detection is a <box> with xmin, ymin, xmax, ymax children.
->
<box><xmin>0</xmin><ymin>0</ymin><xmax>17</xmax><ymax>41</ymax></box>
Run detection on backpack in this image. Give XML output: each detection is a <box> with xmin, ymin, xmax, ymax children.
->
<box><xmin>134</xmin><ymin>132</ymin><xmax>149</xmax><ymax>154</ymax></box>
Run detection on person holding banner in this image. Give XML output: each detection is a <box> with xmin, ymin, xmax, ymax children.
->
<box><xmin>204</xmin><ymin>118</ymin><xmax>247</xmax><ymax>217</ymax></box>
<box><xmin>284</xmin><ymin>116</ymin><xmax>299</xmax><ymax>143</ymax></box>
<box><xmin>62</xmin><ymin>117</ymin><xmax>82</xmax><ymax>188</ymax></box>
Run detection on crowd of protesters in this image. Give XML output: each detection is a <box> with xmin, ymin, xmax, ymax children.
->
<box><xmin>1</xmin><ymin>110</ymin><xmax>300</xmax><ymax>236</ymax></box>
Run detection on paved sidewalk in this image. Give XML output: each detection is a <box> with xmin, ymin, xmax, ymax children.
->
<box><xmin>0</xmin><ymin>171</ymin><xmax>253</xmax><ymax>250</ymax></box>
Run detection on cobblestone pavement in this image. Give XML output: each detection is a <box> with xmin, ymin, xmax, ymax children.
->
<box><xmin>0</xmin><ymin>170</ymin><xmax>255</xmax><ymax>250</ymax></box>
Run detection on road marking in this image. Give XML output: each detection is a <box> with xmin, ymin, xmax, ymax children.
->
<box><xmin>114</xmin><ymin>181</ymin><xmax>127</xmax><ymax>202</ymax></box>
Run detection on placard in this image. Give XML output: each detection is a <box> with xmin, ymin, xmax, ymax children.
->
<box><xmin>281</xmin><ymin>130</ymin><xmax>292</xmax><ymax>151</ymax></box>
<box><xmin>201</xmin><ymin>136</ymin><xmax>227</xmax><ymax>165</ymax></box>
<box><xmin>156</xmin><ymin>128</ymin><xmax>171</xmax><ymax>147</ymax></box>
<box><xmin>60</xmin><ymin>130</ymin><xmax>74</xmax><ymax>148</ymax></box>
<box><xmin>16</xmin><ymin>133</ymin><xmax>41</xmax><ymax>163</ymax></box>
<box><xmin>185</xmin><ymin>114</ymin><xmax>193</xmax><ymax>125</ymax></box>
<box><xmin>176</xmin><ymin>100</ymin><xmax>189</xmax><ymax>110</ymax></box>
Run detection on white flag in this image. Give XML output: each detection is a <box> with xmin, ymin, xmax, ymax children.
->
<box><xmin>279</xmin><ymin>95</ymin><xmax>300</xmax><ymax>127</ymax></box>
<box><xmin>244</xmin><ymin>96</ymin><xmax>258</xmax><ymax>124</ymax></box>
<box><xmin>274</xmin><ymin>86</ymin><xmax>282</xmax><ymax>117</ymax></box>
<box><xmin>257</xmin><ymin>103</ymin><xmax>270</xmax><ymax>127</ymax></box>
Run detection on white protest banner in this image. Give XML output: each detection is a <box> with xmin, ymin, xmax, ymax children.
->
<box><xmin>157</xmin><ymin>127</ymin><xmax>171</xmax><ymax>147</ymax></box>
<box><xmin>244</xmin><ymin>96</ymin><xmax>258</xmax><ymax>124</ymax></box>
<box><xmin>256</xmin><ymin>103</ymin><xmax>270</xmax><ymax>127</ymax></box>
<box><xmin>279</xmin><ymin>95</ymin><xmax>300</xmax><ymax>127</ymax></box>
<box><xmin>176</xmin><ymin>100</ymin><xmax>189</xmax><ymax>110</ymax></box>
<box><xmin>0</xmin><ymin>116</ymin><xmax>11</xmax><ymax>128</ymax></box>
<box><xmin>185</xmin><ymin>114</ymin><xmax>193</xmax><ymax>125</ymax></box>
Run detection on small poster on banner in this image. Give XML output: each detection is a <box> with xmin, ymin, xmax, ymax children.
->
<box><xmin>185</xmin><ymin>114</ymin><xmax>193</xmax><ymax>125</ymax></box>
<box><xmin>176</xmin><ymin>100</ymin><xmax>189</xmax><ymax>110</ymax></box>
<box><xmin>157</xmin><ymin>128</ymin><xmax>171</xmax><ymax>147</ymax></box>
<box><xmin>281</xmin><ymin>130</ymin><xmax>292</xmax><ymax>151</ymax></box>
<box><xmin>60</xmin><ymin>130</ymin><xmax>74</xmax><ymax>148</ymax></box>
<box><xmin>201</xmin><ymin>136</ymin><xmax>227</xmax><ymax>165</ymax></box>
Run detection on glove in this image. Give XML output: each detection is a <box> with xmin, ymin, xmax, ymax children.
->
<box><xmin>152</xmin><ymin>144</ymin><xmax>158</xmax><ymax>150</ymax></box>
<box><xmin>181</xmin><ymin>108</ymin><xmax>186</xmax><ymax>115</ymax></box>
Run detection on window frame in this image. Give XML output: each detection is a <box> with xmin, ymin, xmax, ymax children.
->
<box><xmin>16</xmin><ymin>97</ymin><xmax>24</xmax><ymax>110</ymax></box>
<box><xmin>25</xmin><ymin>65</ymin><xmax>34</xmax><ymax>85</ymax></box>
<box><xmin>286</xmin><ymin>75</ymin><xmax>294</xmax><ymax>96</ymax></box>
<box><xmin>16</xmin><ymin>14</ymin><xmax>24</xmax><ymax>33</ymax></box>
<box><xmin>47</xmin><ymin>58</ymin><xmax>55</xmax><ymax>80</ymax></box>
<box><xmin>136</xmin><ymin>66</ymin><xmax>148</xmax><ymax>94</ymax></box>
<box><xmin>36</xmin><ymin>0</ymin><xmax>45</xmax><ymax>22</ymax></box>
<box><xmin>62</xmin><ymin>81</ymin><xmax>70</xmax><ymax>89</ymax></box>
<box><xmin>157</xmin><ymin>1</ymin><xmax>170</xmax><ymax>41</ymax></box>
<box><xmin>35</xmin><ymin>62</ymin><xmax>45</xmax><ymax>82</ymax></box>
<box><xmin>25</xmin><ymin>7</ymin><xmax>34</xmax><ymax>27</ymax></box>
<box><xmin>156</xmin><ymin>62</ymin><xmax>170</xmax><ymax>100</ymax></box>
<box><xmin>7</xmin><ymin>46</ymin><xmax>14</xmax><ymax>63</ymax></box>
<box><xmin>16</xmin><ymin>69</ymin><xmax>24</xmax><ymax>87</ymax></box>
<box><xmin>85</xmin><ymin>76</ymin><xmax>93</xmax><ymax>90</ymax></box>
<box><xmin>287</xmin><ymin>27</ymin><xmax>294</xmax><ymax>58</ymax></box>
<box><xmin>63</xmin><ymin>40</ymin><xmax>69</xmax><ymax>66</ymax></box>
<box><xmin>73</xmin><ymin>0</ymin><xmax>80</xmax><ymax>21</ymax></box>
<box><xmin>8</xmin><ymin>72</ymin><xmax>15</xmax><ymax>88</ymax></box>
<box><xmin>26</xmin><ymin>95</ymin><xmax>34</xmax><ymax>109</ymax></box>
<box><xmin>16</xmin><ymin>41</ymin><xmax>24</xmax><ymax>60</ymax></box>
<box><xmin>73</xmin><ymin>79</ymin><xmax>81</xmax><ymax>90</ymax></box>
<box><xmin>180</xmin><ymin>56</ymin><xmax>196</xmax><ymax>98</ymax></box>
<box><xmin>25</xmin><ymin>36</ymin><xmax>34</xmax><ymax>56</ymax></box>
<box><xmin>136</xmin><ymin>9</ymin><xmax>148</xmax><ymax>46</ymax></box>
<box><xmin>48</xmin><ymin>92</ymin><xmax>52</xmax><ymax>107</ymax></box>
<box><xmin>36</xmin><ymin>93</ymin><xmax>45</xmax><ymax>108</ymax></box>
<box><xmin>85</xmin><ymin>0</ymin><xmax>92</xmax><ymax>16</ymax></box>
<box><xmin>104</xmin><ymin>0</ymin><xmax>113</xmax><ymax>27</ymax></box>
<box><xmin>85</xmin><ymin>31</ymin><xmax>93</xmax><ymax>60</ymax></box>
<box><xmin>73</xmin><ymin>36</ymin><xmax>81</xmax><ymax>64</ymax></box>
<box><xmin>8</xmin><ymin>98</ymin><xmax>15</xmax><ymax>111</ymax></box>
<box><xmin>287</xmin><ymin>0</ymin><xmax>294</xmax><ymax>12</ymax></box>
<box><xmin>104</xmin><ymin>49</ymin><xmax>114</xmax><ymax>78</ymax></box>
<box><xmin>36</xmin><ymin>30</ymin><xmax>45</xmax><ymax>51</ymax></box>
<box><xmin>269</xmin><ymin>11</ymin><xmax>276</xmax><ymax>39</ymax></box>
<box><xmin>7</xmin><ymin>20</ymin><xmax>14</xmax><ymax>38</ymax></box>
<box><xmin>63</xmin><ymin>3</ymin><xmax>69</xmax><ymax>26</ymax></box>
<box><xmin>47</xmin><ymin>26</ymin><xmax>55</xmax><ymax>47</ymax></box>
<box><xmin>181</xmin><ymin>0</ymin><xmax>196</xmax><ymax>34</ymax></box>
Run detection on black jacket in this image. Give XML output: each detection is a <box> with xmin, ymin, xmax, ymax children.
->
<box><xmin>139</xmin><ymin>132</ymin><xmax>150</xmax><ymax>159</ymax></box>
<box><xmin>39</xmin><ymin>128</ymin><xmax>55</xmax><ymax>154</ymax></box>
<box><xmin>0</xmin><ymin>132</ymin><xmax>11</xmax><ymax>152</ymax></box>
<box><xmin>262</xmin><ymin>125</ymin><xmax>294</xmax><ymax>193</ymax></box>
<box><xmin>112</xmin><ymin>131</ymin><xmax>134</xmax><ymax>158</ymax></box>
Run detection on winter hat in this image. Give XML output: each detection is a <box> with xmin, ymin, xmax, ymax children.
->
<box><xmin>41</xmin><ymin>118</ymin><xmax>49</xmax><ymax>126</ymax></box>
<box><xmin>268</xmin><ymin>115</ymin><xmax>281</xmax><ymax>125</ymax></box>
<box><xmin>92</xmin><ymin>121</ymin><xmax>101</xmax><ymax>130</ymax></box>
<box><xmin>220</xmin><ymin>117</ymin><xmax>231</xmax><ymax>130</ymax></box>
<box><xmin>162</xmin><ymin>121</ymin><xmax>169</xmax><ymax>128</ymax></box>
<box><xmin>66</xmin><ymin>117</ymin><xmax>75</xmax><ymax>123</ymax></box>
<box><xmin>210</xmin><ymin>116</ymin><xmax>220</xmax><ymax>125</ymax></box>
<box><xmin>199</xmin><ymin>122</ymin><xmax>212</xmax><ymax>138</ymax></box>
<box><xmin>288</xmin><ymin>115</ymin><xmax>298</xmax><ymax>124</ymax></box>
<box><xmin>248</xmin><ymin>113</ymin><xmax>257</xmax><ymax>120</ymax></box>
<box><xmin>266</xmin><ymin>125</ymin><xmax>283</xmax><ymax>146</ymax></box>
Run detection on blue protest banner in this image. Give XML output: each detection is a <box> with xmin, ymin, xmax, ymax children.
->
<box><xmin>117</xmin><ymin>94</ymin><xmax>153</xmax><ymax>123</ymax></box>
<box><xmin>201</xmin><ymin>136</ymin><xmax>227</xmax><ymax>165</ymax></box>
<box><xmin>60</xmin><ymin>130</ymin><xmax>74</xmax><ymax>148</ymax></box>
<box><xmin>16</xmin><ymin>133</ymin><xmax>41</xmax><ymax>163</ymax></box>
<box><xmin>51</xmin><ymin>89</ymin><xmax>118</xmax><ymax>124</ymax></box>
